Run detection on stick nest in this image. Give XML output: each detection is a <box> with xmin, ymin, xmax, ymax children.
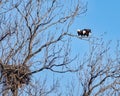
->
<box><xmin>0</xmin><ymin>63</ymin><xmax>31</xmax><ymax>91</ymax></box>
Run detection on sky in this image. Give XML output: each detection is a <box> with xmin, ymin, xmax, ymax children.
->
<box><xmin>71</xmin><ymin>0</ymin><xmax>120</xmax><ymax>57</ymax></box>
<box><xmin>74</xmin><ymin>0</ymin><xmax>120</xmax><ymax>40</ymax></box>
<box><xmin>63</xmin><ymin>1</ymin><xmax>120</xmax><ymax>95</ymax></box>
<box><xmin>0</xmin><ymin>0</ymin><xmax>120</xmax><ymax>95</ymax></box>
<box><xmin>20</xmin><ymin>1</ymin><xmax>120</xmax><ymax>95</ymax></box>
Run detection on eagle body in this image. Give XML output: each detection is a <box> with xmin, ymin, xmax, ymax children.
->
<box><xmin>77</xmin><ymin>29</ymin><xmax>91</xmax><ymax>37</ymax></box>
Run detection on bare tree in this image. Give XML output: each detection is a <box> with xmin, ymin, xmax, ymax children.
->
<box><xmin>1</xmin><ymin>1</ymin><xmax>119</xmax><ymax>96</ymax></box>
<box><xmin>74</xmin><ymin>39</ymin><xmax>120</xmax><ymax>96</ymax></box>
<box><xmin>0</xmin><ymin>0</ymin><xmax>87</xmax><ymax>96</ymax></box>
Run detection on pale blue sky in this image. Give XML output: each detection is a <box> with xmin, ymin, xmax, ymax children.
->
<box><xmin>71</xmin><ymin>0</ymin><xmax>120</xmax><ymax>57</ymax></box>
<box><xmin>74</xmin><ymin>0</ymin><xmax>120</xmax><ymax>40</ymax></box>
<box><xmin>0</xmin><ymin>1</ymin><xmax>120</xmax><ymax>95</ymax></box>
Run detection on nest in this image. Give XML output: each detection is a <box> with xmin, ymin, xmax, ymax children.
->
<box><xmin>0</xmin><ymin>63</ymin><xmax>31</xmax><ymax>92</ymax></box>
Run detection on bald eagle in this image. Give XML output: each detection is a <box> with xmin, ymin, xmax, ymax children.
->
<box><xmin>77</xmin><ymin>29</ymin><xmax>91</xmax><ymax>37</ymax></box>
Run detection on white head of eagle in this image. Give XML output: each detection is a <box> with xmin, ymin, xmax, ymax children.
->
<box><xmin>77</xmin><ymin>29</ymin><xmax>91</xmax><ymax>37</ymax></box>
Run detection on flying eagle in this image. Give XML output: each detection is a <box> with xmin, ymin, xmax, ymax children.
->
<box><xmin>77</xmin><ymin>29</ymin><xmax>91</xmax><ymax>37</ymax></box>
